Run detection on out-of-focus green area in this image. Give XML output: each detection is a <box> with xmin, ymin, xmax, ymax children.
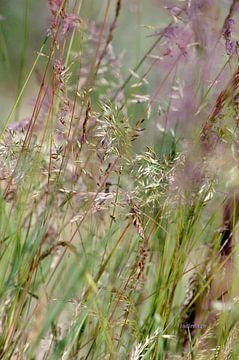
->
<box><xmin>0</xmin><ymin>0</ymin><xmax>48</xmax><ymax>120</ymax></box>
<box><xmin>0</xmin><ymin>0</ymin><xmax>169</xmax><ymax>121</ymax></box>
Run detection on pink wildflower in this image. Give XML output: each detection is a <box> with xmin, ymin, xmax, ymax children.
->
<box><xmin>62</xmin><ymin>14</ymin><xmax>81</xmax><ymax>35</ymax></box>
<box><xmin>49</xmin><ymin>0</ymin><xmax>62</xmax><ymax>16</ymax></box>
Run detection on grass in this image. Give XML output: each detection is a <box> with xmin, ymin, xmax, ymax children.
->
<box><xmin>1</xmin><ymin>0</ymin><xmax>239</xmax><ymax>358</ymax></box>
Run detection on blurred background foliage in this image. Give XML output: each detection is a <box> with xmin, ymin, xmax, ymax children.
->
<box><xmin>0</xmin><ymin>1</ymin><xmax>170</xmax><ymax>121</ymax></box>
<box><xmin>0</xmin><ymin>1</ymin><xmax>232</xmax><ymax>147</ymax></box>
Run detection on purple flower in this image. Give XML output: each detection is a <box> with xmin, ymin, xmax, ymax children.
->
<box><xmin>162</xmin><ymin>25</ymin><xmax>179</xmax><ymax>39</ymax></box>
<box><xmin>223</xmin><ymin>18</ymin><xmax>236</xmax><ymax>55</ymax></box>
<box><xmin>224</xmin><ymin>18</ymin><xmax>235</xmax><ymax>38</ymax></box>
<box><xmin>226</xmin><ymin>39</ymin><xmax>236</xmax><ymax>56</ymax></box>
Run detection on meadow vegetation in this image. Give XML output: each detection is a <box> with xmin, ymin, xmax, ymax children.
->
<box><xmin>1</xmin><ymin>0</ymin><xmax>239</xmax><ymax>358</ymax></box>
